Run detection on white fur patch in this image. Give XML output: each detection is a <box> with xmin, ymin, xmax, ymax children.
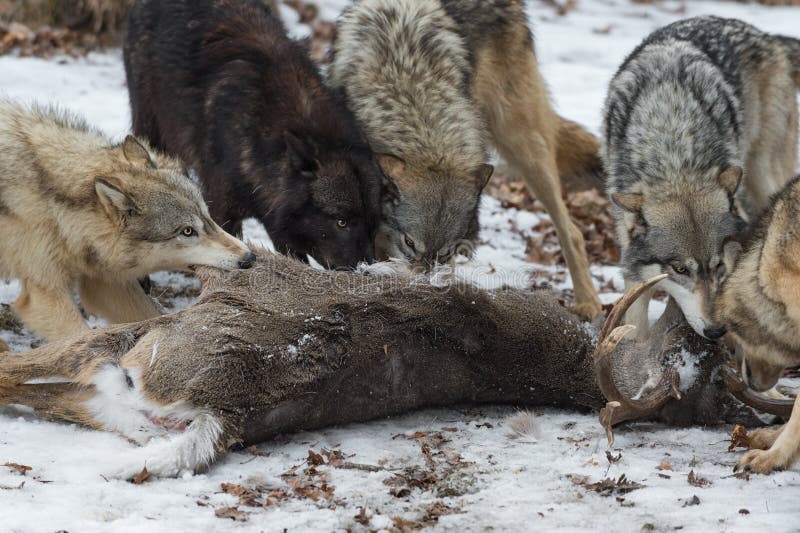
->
<box><xmin>659</xmin><ymin>279</ymin><xmax>709</xmax><ymax>337</ymax></box>
<box><xmin>85</xmin><ymin>365</ymin><xmax>222</xmax><ymax>478</ymax></box>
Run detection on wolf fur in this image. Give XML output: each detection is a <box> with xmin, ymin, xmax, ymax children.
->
<box><xmin>604</xmin><ymin>16</ymin><xmax>800</xmax><ymax>339</ymax></box>
<box><xmin>0</xmin><ymin>101</ymin><xmax>253</xmax><ymax>342</ymax></box>
<box><xmin>716</xmin><ymin>176</ymin><xmax>800</xmax><ymax>474</ymax></box>
<box><xmin>330</xmin><ymin>0</ymin><xmax>603</xmax><ymax>318</ymax></box>
<box><xmin>124</xmin><ymin>0</ymin><xmax>382</xmax><ymax>270</ymax></box>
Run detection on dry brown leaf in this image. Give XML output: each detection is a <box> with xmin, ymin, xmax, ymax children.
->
<box><xmin>3</xmin><ymin>463</ymin><xmax>32</xmax><ymax>475</ymax></box>
<box><xmin>129</xmin><ymin>467</ymin><xmax>150</xmax><ymax>484</ymax></box>
<box><xmin>729</xmin><ymin>425</ymin><xmax>751</xmax><ymax>452</ymax></box>
<box><xmin>687</xmin><ymin>470</ymin><xmax>712</xmax><ymax>488</ymax></box>
<box><xmin>215</xmin><ymin>506</ymin><xmax>248</xmax><ymax>522</ymax></box>
<box><xmin>656</xmin><ymin>460</ymin><xmax>672</xmax><ymax>471</ymax></box>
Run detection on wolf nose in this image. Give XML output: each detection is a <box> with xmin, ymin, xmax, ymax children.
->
<box><xmin>703</xmin><ymin>325</ymin><xmax>727</xmax><ymax>340</ymax></box>
<box><xmin>238</xmin><ymin>252</ymin><xmax>256</xmax><ymax>269</ymax></box>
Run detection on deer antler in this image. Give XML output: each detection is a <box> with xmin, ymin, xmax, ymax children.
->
<box><xmin>593</xmin><ymin>274</ymin><xmax>682</xmax><ymax>446</ymax></box>
<box><xmin>720</xmin><ymin>365</ymin><xmax>794</xmax><ymax>419</ymax></box>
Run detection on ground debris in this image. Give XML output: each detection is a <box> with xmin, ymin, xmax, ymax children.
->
<box><xmin>729</xmin><ymin>425</ymin><xmax>751</xmax><ymax>452</ymax></box>
<box><xmin>571</xmin><ymin>474</ymin><xmax>645</xmax><ymax>496</ymax></box>
<box><xmin>3</xmin><ymin>462</ymin><xmax>32</xmax><ymax>475</ymax></box>
<box><xmin>129</xmin><ymin>467</ymin><xmax>150</xmax><ymax>485</ymax></box>
<box><xmin>214</xmin><ymin>506</ymin><xmax>248</xmax><ymax>522</ymax></box>
<box><xmin>687</xmin><ymin>470</ymin><xmax>712</xmax><ymax>488</ymax></box>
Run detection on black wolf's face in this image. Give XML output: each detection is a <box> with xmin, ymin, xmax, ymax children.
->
<box><xmin>276</xmin><ymin>141</ymin><xmax>382</xmax><ymax>270</ymax></box>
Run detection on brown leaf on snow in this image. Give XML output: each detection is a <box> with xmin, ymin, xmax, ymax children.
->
<box><xmin>220</xmin><ymin>482</ymin><xmax>260</xmax><ymax>507</ymax></box>
<box><xmin>656</xmin><ymin>460</ymin><xmax>672</xmax><ymax>471</ymax></box>
<box><xmin>3</xmin><ymin>463</ymin><xmax>32</xmax><ymax>475</ymax></box>
<box><xmin>687</xmin><ymin>470</ymin><xmax>712</xmax><ymax>488</ymax></box>
<box><xmin>215</xmin><ymin>506</ymin><xmax>248</xmax><ymax>522</ymax></box>
<box><xmin>572</xmin><ymin>474</ymin><xmax>644</xmax><ymax>496</ymax></box>
<box><xmin>307</xmin><ymin>449</ymin><xmax>325</xmax><ymax>466</ymax></box>
<box><xmin>288</xmin><ymin>478</ymin><xmax>334</xmax><ymax>502</ymax></box>
<box><xmin>0</xmin><ymin>481</ymin><xmax>25</xmax><ymax>490</ymax></box>
<box><xmin>129</xmin><ymin>467</ymin><xmax>150</xmax><ymax>484</ymax></box>
<box><xmin>729</xmin><ymin>425</ymin><xmax>751</xmax><ymax>452</ymax></box>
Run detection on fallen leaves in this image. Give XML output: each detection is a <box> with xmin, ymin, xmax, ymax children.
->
<box><xmin>215</xmin><ymin>506</ymin><xmax>248</xmax><ymax>522</ymax></box>
<box><xmin>129</xmin><ymin>467</ymin><xmax>150</xmax><ymax>485</ymax></box>
<box><xmin>729</xmin><ymin>425</ymin><xmax>751</xmax><ymax>452</ymax></box>
<box><xmin>572</xmin><ymin>474</ymin><xmax>645</xmax><ymax>496</ymax></box>
<box><xmin>3</xmin><ymin>463</ymin><xmax>32</xmax><ymax>476</ymax></box>
<box><xmin>687</xmin><ymin>470</ymin><xmax>712</xmax><ymax>488</ymax></box>
<box><xmin>656</xmin><ymin>460</ymin><xmax>672</xmax><ymax>471</ymax></box>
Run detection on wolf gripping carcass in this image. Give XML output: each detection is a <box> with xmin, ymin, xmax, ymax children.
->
<box><xmin>605</xmin><ymin>16</ymin><xmax>800</xmax><ymax>339</ymax></box>
<box><xmin>330</xmin><ymin>0</ymin><xmax>604</xmax><ymax>318</ymax></box>
<box><xmin>0</xmin><ymin>101</ymin><xmax>253</xmax><ymax>341</ymax></box>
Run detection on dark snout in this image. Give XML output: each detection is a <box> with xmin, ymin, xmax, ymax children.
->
<box><xmin>702</xmin><ymin>325</ymin><xmax>727</xmax><ymax>340</ymax></box>
<box><xmin>238</xmin><ymin>252</ymin><xmax>256</xmax><ymax>269</ymax></box>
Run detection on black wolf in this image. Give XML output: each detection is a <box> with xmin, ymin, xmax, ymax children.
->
<box><xmin>124</xmin><ymin>0</ymin><xmax>382</xmax><ymax>269</ymax></box>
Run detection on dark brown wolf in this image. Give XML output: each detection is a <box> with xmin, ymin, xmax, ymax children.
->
<box><xmin>124</xmin><ymin>0</ymin><xmax>383</xmax><ymax>269</ymax></box>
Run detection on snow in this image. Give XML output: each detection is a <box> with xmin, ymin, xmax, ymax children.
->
<box><xmin>1</xmin><ymin>1</ymin><xmax>800</xmax><ymax>531</ymax></box>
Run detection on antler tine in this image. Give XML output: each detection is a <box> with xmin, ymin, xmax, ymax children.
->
<box><xmin>599</xmin><ymin>274</ymin><xmax>668</xmax><ymax>342</ymax></box>
<box><xmin>594</xmin><ymin>274</ymin><xmax>679</xmax><ymax>446</ymax></box>
<box><xmin>721</xmin><ymin>366</ymin><xmax>794</xmax><ymax>419</ymax></box>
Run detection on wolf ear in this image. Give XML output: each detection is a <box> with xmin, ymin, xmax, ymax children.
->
<box><xmin>474</xmin><ymin>164</ymin><xmax>494</xmax><ymax>191</ymax></box>
<box><xmin>122</xmin><ymin>135</ymin><xmax>155</xmax><ymax>168</ymax></box>
<box><xmin>284</xmin><ymin>131</ymin><xmax>318</xmax><ymax>170</ymax></box>
<box><xmin>723</xmin><ymin>238</ymin><xmax>743</xmax><ymax>271</ymax></box>
<box><xmin>376</xmin><ymin>154</ymin><xmax>406</xmax><ymax>182</ymax></box>
<box><xmin>611</xmin><ymin>193</ymin><xmax>644</xmax><ymax>214</ymax></box>
<box><xmin>718</xmin><ymin>166</ymin><xmax>743</xmax><ymax>196</ymax></box>
<box><xmin>95</xmin><ymin>177</ymin><xmax>137</xmax><ymax>219</ymax></box>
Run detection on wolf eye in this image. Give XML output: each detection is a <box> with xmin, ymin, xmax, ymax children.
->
<box><xmin>336</xmin><ymin>219</ymin><xmax>349</xmax><ymax>229</ymax></box>
<box><xmin>404</xmin><ymin>235</ymin><xmax>416</xmax><ymax>251</ymax></box>
<box><xmin>181</xmin><ymin>227</ymin><xmax>197</xmax><ymax>237</ymax></box>
<box><xmin>672</xmin><ymin>264</ymin><xmax>687</xmax><ymax>275</ymax></box>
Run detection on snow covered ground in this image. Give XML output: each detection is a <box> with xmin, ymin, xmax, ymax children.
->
<box><xmin>1</xmin><ymin>1</ymin><xmax>800</xmax><ymax>531</ymax></box>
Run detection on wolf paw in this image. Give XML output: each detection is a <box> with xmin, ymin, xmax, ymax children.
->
<box><xmin>572</xmin><ymin>301</ymin><xmax>603</xmax><ymax>321</ymax></box>
<box><xmin>735</xmin><ymin>448</ymin><xmax>791</xmax><ymax>474</ymax></box>
<box><xmin>748</xmin><ymin>428</ymin><xmax>782</xmax><ymax>450</ymax></box>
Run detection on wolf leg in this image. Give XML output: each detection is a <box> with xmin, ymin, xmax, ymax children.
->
<box><xmin>78</xmin><ymin>277</ymin><xmax>161</xmax><ymax>325</ymax></box>
<box><xmin>737</xmin><ymin>394</ymin><xmax>800</xmax><ymax>474</ymax></box>
<box><xmin>748</xmin><ymin>426</ymin><xmax>785</xmax><ymax>450</ymax></box>
<box><xmin>473</xmin><ymin>30</ymin><xmax>601</xmax><ymax>319</ymax></box>
<box><xmin>624</xmin><ymin>278</ymin><xmax>653</xmax><ymax>340</ymax></box>
<box><xmin>14</xmin><ymin>280</ymin><xmax>88</xmax><ymax>341</ymax></box>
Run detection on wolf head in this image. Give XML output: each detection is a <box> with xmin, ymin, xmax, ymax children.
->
<box><xmin>374</xmin><ymin>154</ymin><xmax>493</xmax><ymax>268</ymax></box>
<box><xmin>614</xmin><ymin>166</ymin><xmax>746</xmax><ymax>339</ymax></box>
<box><xmin>266</xmin><ymin>133</ymin><xmax>382</xmax><ymax>270</ymax></box>
<box><xmin>94</xmin><ymin>136</ymin><xmax>254</xmax><ymax>276</ymax></box>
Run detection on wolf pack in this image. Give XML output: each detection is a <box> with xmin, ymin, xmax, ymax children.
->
<box><xmin>0</xmin><ymin>0</ymin><xmax>799</xmax><ymax>477</ymax></box>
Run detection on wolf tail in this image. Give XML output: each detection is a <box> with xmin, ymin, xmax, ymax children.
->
<box><xmin>554</xmin><ymin>116</ymin><xmax>605</xmax><ymax>191</ymax></box>
<box><xmin>778</xmin><ymin>35</ymin><xmax>800</xmax><ymax>87</ymax></box>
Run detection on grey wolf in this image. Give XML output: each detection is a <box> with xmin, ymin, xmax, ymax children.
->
<box><xmin>329</xmin><ymin>0</ymin><xmax>603</xmax><ymax>318</ymax></box>
<box><xmin>716</xmin><ymin>176</ymin><xmax>800</xmax><ymax>474</ymax></box>
<box><xmin>604</xmin><ymin>16</ymin><xmax>800</xmax><ymax>339</ymax></box>
<box><xmin>124</xmin><ymin>0</ymin><xmax>382</xmax><ymax>269</ymax></box>
<box><xmin>0</xmin><ymin>101</ymin><xmax>253</xmax><ymax>341</ymax></box>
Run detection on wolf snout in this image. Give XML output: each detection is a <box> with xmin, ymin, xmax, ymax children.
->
<box><xmin>238</xmin><ymin>251</ymin><xmax>256</xmax><ymax>269</ymax></box>
<box><xmin>702</xmin><ymin>325</ymin><xmax>727</xmax><ymax>340</ymax></box>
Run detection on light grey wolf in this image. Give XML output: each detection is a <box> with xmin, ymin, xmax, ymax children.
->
<box><xmin>0</xmin><ymin>101</ymin><xmax>254</xmax><ymax>341</ymax></box>
<box><xmin>605</xmin><ymin>16</ymin><xmax>800</xmax><ymax>339</ymax></box>
<box><xmin>329</xmin><ymin>0</ymin><xmax>603</xmax><ymax>318</ymax></box>
<box><xmin>716</xmin><ymin>176</ymin><xmax>800</xmax><ymax>474</ymax></box>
